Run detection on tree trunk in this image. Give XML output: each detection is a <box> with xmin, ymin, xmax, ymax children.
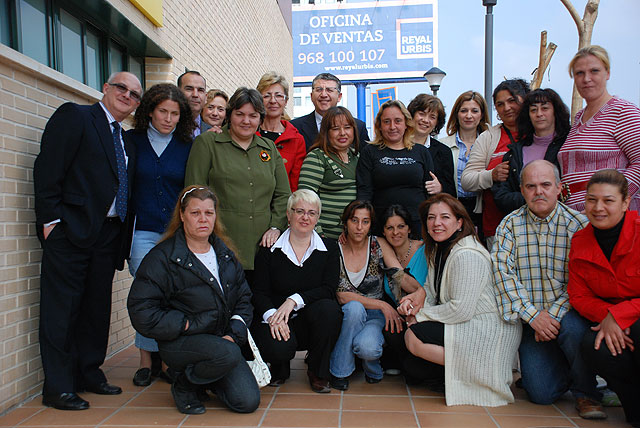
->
<box><xmin>560</xmin><ymin>0</ymin><xmax>600</xmax><ymax>122</ymax></box>
<box><xmin>531</xmin><ymin>31</ymin><xmax>557</xmax><ymax>90</ymax></box>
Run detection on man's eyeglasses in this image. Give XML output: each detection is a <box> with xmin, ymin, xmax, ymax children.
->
<box><xmin>108</xmin><ymin>82</ymin><xmax>142</xmax><ymax>102</ymax></box>
<box><xmin>312</xmin><ymin>87</ymin><xmax>339</xmax><ymax>95</ymax></box>
<box><xmin>291</xmin><ymin>208</ymin><xmax>319</xmax><ymax>218</ymax></box>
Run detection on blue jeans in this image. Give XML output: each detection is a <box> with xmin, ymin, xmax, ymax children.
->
<box><xmin>519</xmin><ymin>309</ymin><xmax>600</xmax><ymax>404</ymax></box>
<box><xmin>330</xmin><ymin>301</ymin><xmax>385</xmax><ymax>380</ymax></box>
<box><xmin>129</xmin><ymin>230</ymin><xmax>163</xmax><ymax>352</ymax></box>
<box><xmin>159</xmin><ymin>334</ymin><xmax>260</xmax><ymax>413</ymax></box>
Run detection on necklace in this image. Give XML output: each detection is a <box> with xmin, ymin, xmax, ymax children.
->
<box><xmin>397</xmin><ymin>240</ymin><xmax>412</xmax><ymax>266</ymax></box>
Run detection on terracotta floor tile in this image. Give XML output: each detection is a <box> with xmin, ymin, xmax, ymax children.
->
<box><xmin>81</xmin><ymin>391</ymin><xmax>136</xmax><ymax>408</ymax></box>
<box><xmin>261</xmin><ymin>409</ymin><xmax>339</xmax><ymax>427</ymax></box>
<box><xmin>345</xmin><ymin>378</ymin><xmax>409</xmax><ymax>396</ymax></box>
<box><xmin>100</xmin><ymin>407</ymin><xmax>186</xmax><ymax>426</ymax></box>
<box><xmin>146</xmin><ymin>379</ymin><xmax>172</xmax><ymax>392</ymax></box>
<box><xmin>125</xmin><ymin>391</ymin><xmax>175</xmax><ymax>408</ymax></box>
<box><xmin>488</xmin><ymin>399</ymin><xmax>564</xmax><ymax>417</ymax></box>
<box><xmin>16</xmin><ymin>407</ymin><xmax>115</xmax><ymax>426</ymax></box>
<box><xmin>181</xmin><ymin>409</ymin><xmax>264</xmax><ymax>427</ymax></box>
<box><xmin>571</xmin><ymin>415</ymin><xmax>630</xmax><ymax>427</ymax></box>
<box><xmin>416</xmin><ymin>413</ymin><xmax>498</xmax><ymax>427</ymax></box>
<box><xmin>406</xmin><ymin>384</ymin><xmax>445</xmax><ymax>398</ymax></box>
<box><xmin>412</xmin><ymin>397</ymin><xmax>487</xmax><ymax>413</ymax></box>
<box><xmin>341</xmin><ymin>410</ymin><xmax>418</xmax><ymax>428</ymax></box>
<box><xmin>342</xmin><ymin>395</ymin><xmax>412</xmax><ymax>412</ymax></box>
<box><xmin>492</xmin><ymin>415</ymin><xmax>575</xmax><ymax>428</ymax></box>
<box><xmin>270</xmin><ymin>393</ymin><xmax>341</xmax><ymax>409</ymax></box>
<box><xmin>0</xmin><ymin>407</ymin><xmax>43</xmax><ymax>426</ymax></box>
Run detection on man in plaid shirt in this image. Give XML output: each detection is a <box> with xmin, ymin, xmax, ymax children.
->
<box><xmin>492</xmin><ymin>160</ymin><xmax>605</xmax><ymax>420</ymax></box>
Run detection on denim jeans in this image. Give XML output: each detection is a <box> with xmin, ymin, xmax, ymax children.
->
<box><xmin>519</xmin><ymin>309</ymin><xmax>600</xmax><ymax>404</ymax></box>
<box><xmin>129</xmin><ymin>230</ymin><xmax>162</xmax><ymax>352</ymax></box>
<box><xmin>330</xmin><ymin>301</ymin><xmax>385</xmax><ymax>380</ymax></box>
<box><xmin>159</xmin><ymin>334</ymin><xmax>260</xmax><ymax>413</ymax></box>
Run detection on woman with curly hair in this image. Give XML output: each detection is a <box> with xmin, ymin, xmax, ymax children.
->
<box><xmin>125</xmin><ymin>83</ymin><xmax>195</xmax><ymax>386</ymax></box>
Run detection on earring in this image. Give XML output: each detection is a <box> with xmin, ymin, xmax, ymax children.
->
<box><xmin>496</xmin><ymin>114</ymin><xmax>501</xmax><ymax>121</ymax></box>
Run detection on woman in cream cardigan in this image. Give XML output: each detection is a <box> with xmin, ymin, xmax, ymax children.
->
<box><xmin>398</xmin><ymin>193</ymin><xmax>520</xmax><ymax>406</ymax></box>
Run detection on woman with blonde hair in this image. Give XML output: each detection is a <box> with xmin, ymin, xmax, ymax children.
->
<box><xmin>257</xmin><ymin>72</ymin><xmax>306</xmax><ymax>191</ymax></box>
<box><xmin>201</xmin><ymin>89</ymin><xmax>228</xmax><ymax>133</ymax></box>
<box><xmin>356</xmin><ymin>100</ymin><xmax>436</xmax><ymax>237</ymax></box>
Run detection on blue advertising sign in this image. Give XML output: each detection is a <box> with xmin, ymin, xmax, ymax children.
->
<box><xmin>371</xmin><ymin>87</ymin><xmax>397</xmax><ymax>124</ymax></box>
<box><xmin>293</xmin><ymin>0</ymin><xmax>438</xmax><ymax>83</ymax></box>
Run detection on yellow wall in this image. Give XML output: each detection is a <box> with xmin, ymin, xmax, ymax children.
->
<box><xmin>129</xmin><ymin>0</ymin><xmax>163</xmax><ymax>26</ymax></box>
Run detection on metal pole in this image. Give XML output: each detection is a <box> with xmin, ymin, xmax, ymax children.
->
<box><xmin>484</xmin><ymin>1</ymin><xmax>495</xmax><ymax>124</ymax></box>
<box><xmin>355</xmin><ymin>82</ymin><xmax>367</xmax><ymax>122</ymax></box>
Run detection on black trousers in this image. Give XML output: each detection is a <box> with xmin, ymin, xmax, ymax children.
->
<box><xmin>39</xmin><ymin>219</ymin><xmax>121</xmax><ymax>394</ymax></box>
<box><xmin>581</xmin><ymin>319</ymin><xmax>640</xmax><ymax>425</ymax></box>
<box><xmin>252</xmin><ymin>298</ymin><xmax>342</xmax><ymax>380</ymax></box>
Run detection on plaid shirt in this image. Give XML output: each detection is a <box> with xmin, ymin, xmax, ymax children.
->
<box><xmin>492</xmin><ymin>202</ymin><xmax>588</xmax><ymax>324</ymax></box>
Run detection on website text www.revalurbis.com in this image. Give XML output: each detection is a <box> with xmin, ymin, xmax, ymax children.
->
<box><xmin>324</xmin><ymin>63</ymin><xmax>389</xmax><ymax>72</ymax></box>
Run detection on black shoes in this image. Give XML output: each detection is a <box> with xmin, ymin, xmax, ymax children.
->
<box><xmin>365</xmin><ymin>374</ymin><xmax>382</xmax><ymax>384</ymax></box>
<box><xmin>86</xmin><ymin>382</ymin><xmax>122</xmax><ymax>395</ymax></box>
<box><xmin>307</xmin><ymin>370</ymin><xmax>331</xmax><ymax>393</ymax></box>
<box><xmin>172</xmin><ymin>373</ymin><xmax>206</xmax><ymax>415</ymax></box>
<box><xmin>42</xmin><ymin>392</ymin><xmax>90</xmax><ymax>410</ymax></box>
<box><xmin>330</xmin><ymin>375</ymin><xmax>349</xmax><ymax>391</ymax></box>
<box><xmin>133</xmin><ymin>368</ymin><xmax>152</xmax><ymax>386</ymax></box>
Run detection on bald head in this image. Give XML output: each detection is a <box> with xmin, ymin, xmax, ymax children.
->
<box><xmin>520</xmin><ymin>160</ymin><xmax>563</xmax><ymax>218</ymax></box>
<box><xmin>101</xmin><ymin>72</ymin><xmax>142</xmax><ymax>122</ymax></box>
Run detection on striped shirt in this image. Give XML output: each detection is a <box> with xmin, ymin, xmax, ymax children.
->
<box><xmin>298</xmin><ymin>148</ymin><xmax>358</xmax><ymax>239</ymax></box>
<box><xmin>558</xmin><ymin>96</ymin><xmax>640</xmax><ymax>211</ymax></box>
<box><xmin>455</xmin><ymin>133</ymin><xmax>476</xmax><ymax>198</ymax></box>
<box><xmin>492</xmin><ymin>202</ymin><xmax>588</xmax><ymax>324</ymax></box>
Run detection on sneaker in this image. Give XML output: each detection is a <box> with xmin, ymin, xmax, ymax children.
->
<box><xmin>601</xmin><ymin>388</ymin><xmax>621</xmax><ymax>407</ymax></box>
<box><xmin>330</xmin><ymin>375</ymin><xmax>349</xmax><ymax>391</ymax></box>
<box><xmin>384</xmin><ymin>368</ymin><xmax>401</xmax><ymax>376</ymax></box>
<box><xmin>575</xmin><ymin>397</ymin><xmax>607</xmax><ymax>420</ymax></box>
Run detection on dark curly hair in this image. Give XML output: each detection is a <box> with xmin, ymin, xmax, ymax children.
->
<box><xmin>516</xmin><ymin>88</ymin><xmax>570</xmax><ymax>140</ymax></box>
<box><xmin>492</xmin><ymin>78</ymin><xmax>530</xmax><ymax>104</ymax></box>
<box><xmin>133</xmin><ymin>83</ymin><xmax>194</xmax><ymax>142</ymax></box>
<box><xmin>407</xmin><ymin>93</ymin><xmax>446</xmax><ymax>135</ymax></box>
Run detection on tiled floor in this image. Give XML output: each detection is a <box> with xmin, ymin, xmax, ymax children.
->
<box><xmin>0</xmin><ymin>345</ymin><xmax>630</xmax><ymax>428</ymax></box>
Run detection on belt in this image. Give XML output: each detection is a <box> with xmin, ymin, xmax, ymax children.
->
<box><xmin>559</xmin><ymin>181</ymin><xmax>587</xmax><ymax>203</ymax></box>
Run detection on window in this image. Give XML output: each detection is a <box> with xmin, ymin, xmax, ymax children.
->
<box><xmin>19</xmin><ymin>0</ymin><xmax>49</xmax><ymax>65</ymax></box>
<box><xmin>2</xmin><ymin>0</ymin><xmax>146</xmax><ymax>89</ymax></box>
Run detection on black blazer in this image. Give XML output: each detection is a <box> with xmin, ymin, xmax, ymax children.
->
<box><xmin>428</xmin><ymin>138</ymin><xmax>457</xmax><ymax>197</ymax></box>
<box><xmin>34</xmin><ymin>102</ymin><xmax>135</xmax><ymax>267</ymax></box>
<box><xmin>291</xmin><ymin>110</ymin><xmax>370</xmax><ymax>152</ymax></box>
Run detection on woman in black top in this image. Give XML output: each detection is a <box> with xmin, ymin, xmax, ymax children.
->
<box><xmin>251</xmin><ymin>189</ymin><xmax>342</xmax><ymax>393</ymax></box>
<box><xmin>356</xmin><ymin>100</ymin><xmax>435</xmax><ymax>238</ymax></box>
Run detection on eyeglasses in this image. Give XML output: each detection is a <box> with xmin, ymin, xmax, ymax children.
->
<box><xmin>312</xmin><ymin>86</ymin><xmax>339</xmax><ymax>95</ymax></box>
<box><xmin>291</xmin><ymin>208</ymin><xmax>319</xmax><ymax>218</ymax></box>
<box><xmin>107</xmin><ymin>82</ymin><xmax>142</xmax><ymax>102</ymax></box>
<box><xmin>263</xmin><ymin>92</ymin><xmax>287</xmax><ymax>102</ymax></box>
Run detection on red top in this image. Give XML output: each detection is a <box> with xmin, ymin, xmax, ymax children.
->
<box><xmin>258</xmin><ymin>120</ymin><xmax>306</xmax><ymax>192</ymax></box>
<box><xmin>568</xmin><ymin>210</ymin><xmax>640</xmax><ymax>329</ymax></box>
<box><xmin>482</xmin><ymin>127</ymin><xmax>515</xmax><ymax>237</ymax></box>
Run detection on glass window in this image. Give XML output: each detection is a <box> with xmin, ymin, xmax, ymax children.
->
<box><xmin>129</xmin><ymin>55</ymin><xmax>143</xmax><ymax>87</ymax></box>
<box><xmin>109</xmin><ymin>42</ymin><xmax>124</xmax><ymax>74</ymax></box>
<box><xmin>20</xmin><ymin>0</ymin><xmax>48</xmax><ymax>64</ymax></box>
<box><xmin>59</xmin><ymin>9</ymin><xmax>83</xmax><ymax>82</ymax></box>
<box><xmin>0</xmin><ymin>0</ymin><xmax>11</xmax><ymax>46</ymax></box>
<box><xmin>85</xmin><ymin>28</ymin><xmax>102</xmax><ymax>90</ymax></box>
<box><xmin>293</xmin><ymin>97</ymin><xmax>301</xmax><ymax>107</ymax></box>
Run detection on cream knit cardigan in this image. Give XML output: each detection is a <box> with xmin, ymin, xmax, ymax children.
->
<box><xmin>415</xmin><ymin>235</ymin><xmax>521</xmax><ymax>407</ymax></box>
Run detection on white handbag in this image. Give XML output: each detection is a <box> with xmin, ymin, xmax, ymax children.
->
<box><xmin>231</xmin><ymin>315</ymin><xmax>271</xmax><ymax>388</ymax></box>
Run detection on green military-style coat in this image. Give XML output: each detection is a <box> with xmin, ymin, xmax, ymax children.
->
<box><xmin>185</xmin><ymin>126</ymin><xmax>290</xmax><ymax>269</ymax></box>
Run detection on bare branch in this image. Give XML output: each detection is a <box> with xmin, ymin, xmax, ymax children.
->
<box><xmin>560</xmin><ymin>0</ymin><xmax>584</xmax><ymax>33</ymax></box>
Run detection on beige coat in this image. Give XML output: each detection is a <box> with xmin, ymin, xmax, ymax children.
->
<box><xmin>415</xmin><ymin>235</ymin><xmax>521</xmax><ymax>407</ymax></box>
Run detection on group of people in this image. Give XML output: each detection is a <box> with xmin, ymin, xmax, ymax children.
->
<box><xmin>33</xmin><ymin>44</ymin><xmax>639</xmax><ymax>427</ymax></box>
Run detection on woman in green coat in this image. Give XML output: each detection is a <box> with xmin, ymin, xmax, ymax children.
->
<box><xmin>185</xmin><ymin>87</ymin><xmax>290</xmax><ymax>278</ymax></box>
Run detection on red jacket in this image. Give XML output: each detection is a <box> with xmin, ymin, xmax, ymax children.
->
<box><xmin>568</xmin><ymin>210</ymin><xmax>640</xmax><ymax>329</ymax></box>
<box><xmin>258</xmin><ymin>121</ymin><xmax>306</xmax><ymax>192</ymax></box>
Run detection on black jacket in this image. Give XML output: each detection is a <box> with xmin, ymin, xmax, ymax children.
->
<box><xmin>491</xmin><ymin>133</ymin><xmax>566</xmax><ymax>214</ymax></box>
<box><xmin>428</xmin><ymin>138</ymin><xmax>457</xmax><ymax>197</ymax></box>
<box><xmin>127</xmin><ymin>228</ymin><xmax>253</xmax><ymax>346</ymax></box>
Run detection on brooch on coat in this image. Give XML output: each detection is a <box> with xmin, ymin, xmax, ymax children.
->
<box><xmin>259</xmin><ymin>150</ymin><xmax>271</xmax><ymax>162</ymax></box>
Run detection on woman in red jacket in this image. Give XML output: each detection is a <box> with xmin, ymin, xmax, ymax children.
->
<box><xmin>568</xmin><ymin>169</ymin><xmax>640</xmax><ymax>428</ymax></box>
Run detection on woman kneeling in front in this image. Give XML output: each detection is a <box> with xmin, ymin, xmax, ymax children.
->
<box><xmin>399</xmin><ymin>194</ymin><xmax>520</xmax><ymax>406</ymax></box>
<box><xmin>251</xmin><ymin>189</ymin><xmax>342</xmax><ymax>393</ymax></box>
<box><xmin>127</xmin><ymin>186</ymin><xmax>259</xmax><ymax>415</ymax></box>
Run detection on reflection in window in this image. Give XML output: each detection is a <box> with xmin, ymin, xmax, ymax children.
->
<box><xmin>60</xmin><ymin>10</ymin><xmax>83</xmax><ymax>82</ymax></box>
<box><xmin>85</xmin><ymin>28</ymin><xmax>102</xmax><ymax>90</ymax></box>
<box><xmin>20</xmin><ymin>0</ymin><xmax>48</xmax><ymax>64</ymax></box>
<box><xmin>0</xmin><ymin>0</ymin><xmax>10</xmax><ymax>46</ymax></box>
<box><xmin>109</xmin><ymin>42</ymin><xmax>124</xmax><ymax>74</ymax></box>
<box><xmin>129</xmin><ymin>56</ymin><xmax>143</xmax><ymax>85</ymax></box>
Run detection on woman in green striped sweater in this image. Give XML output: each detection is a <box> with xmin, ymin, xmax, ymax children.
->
<box><xmin>298</xmin><ymin>107</ymin><xmax>361</xmax><ymax>239</ymax></box>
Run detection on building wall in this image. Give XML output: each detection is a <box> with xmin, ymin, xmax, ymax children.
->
<box><xmin>0</xmin><ymin>0</ymin><xmax>292</xmax><ymax>414</ymax></box>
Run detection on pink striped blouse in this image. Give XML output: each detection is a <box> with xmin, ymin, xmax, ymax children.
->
<box><xmin>558</xmin><ymin>96</ymin><xmax>640</xmax><ymax>211</ymax></box>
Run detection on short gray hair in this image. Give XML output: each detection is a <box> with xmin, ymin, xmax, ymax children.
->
<box><xmin>520</xmin><ymin>159</ymin><xmax>561</xmax><ymax>185</ymax></box>
<box><xmin>312</xmin><ymin>73</ymin><xmax>341</xmax><ymax>93</ymax></box>
<box><xmin>287</xmin><ymin>189</ymin><xmax>321</xmax><ymax>214</ymax></box>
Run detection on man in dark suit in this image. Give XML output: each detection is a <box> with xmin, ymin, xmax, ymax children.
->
<box><xmin>291</xmin><ymin>73</ymin><xmax>370</xmax><ymax>151</ymax></box>
<box><xmin>34</xmin><ymin>71</ymin><xmax>141</xmax><ymax>410</ymax></box>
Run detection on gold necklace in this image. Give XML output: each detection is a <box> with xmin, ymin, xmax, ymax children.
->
<box><xmin>397</xmin><ymin>240</ymin><xmax>412</xmax><ymax>266</ymax></box>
